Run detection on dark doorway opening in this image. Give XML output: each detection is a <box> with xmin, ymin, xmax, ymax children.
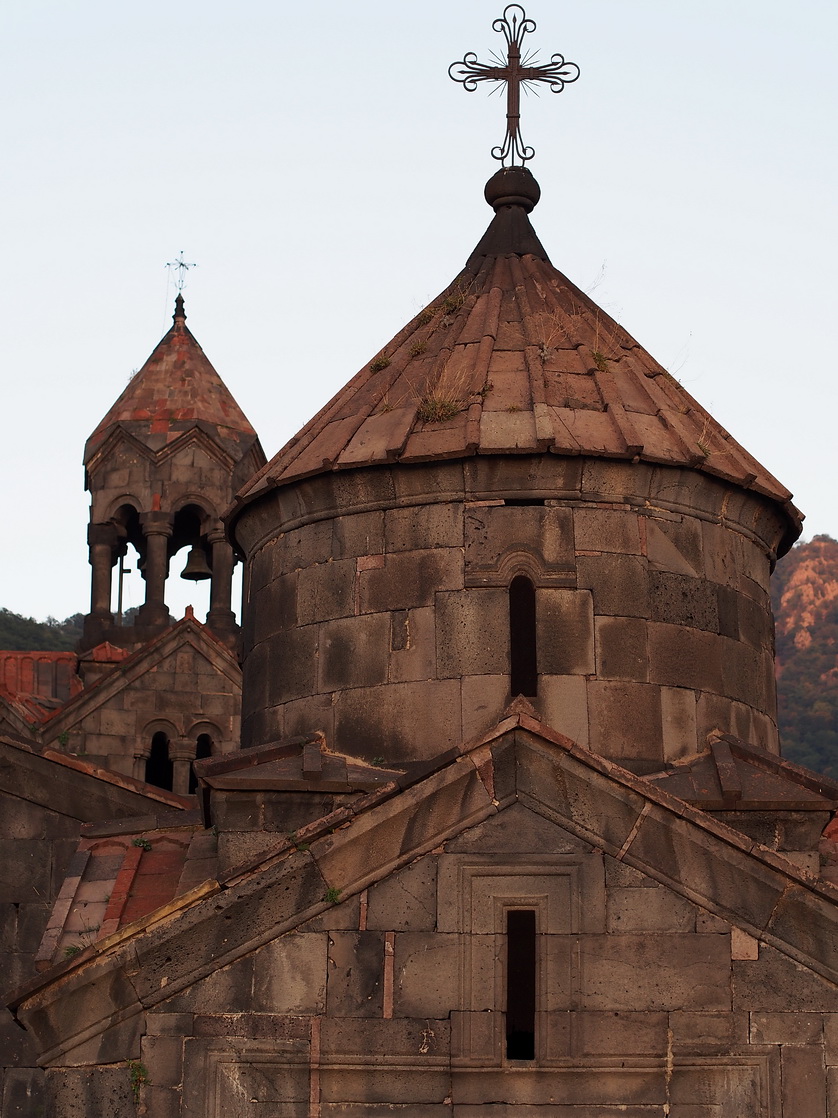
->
<box><xmin>509</xmin><ymin>575</ymin><xmax>538</xmax><ymax>696</ymax></box>
<box><xmin>189</xmin><ymin>733</ymin><xmax>213</xmax><ymax>794</ymax></box>
<box><xmin>506</xmin><ymin>908</ymin><xmax>537</xmax><ymax>1060</ymax></box>
<box><xmin>145</xmin><ymin>731</ymin><xmax>173</xmax><ymax>791</ymax></box>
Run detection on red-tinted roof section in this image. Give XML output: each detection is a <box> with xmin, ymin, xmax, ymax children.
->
<box><xmin>85</xmin><ymin>295</ymin><xmax>259</xmax><ymax>464</ymax></box>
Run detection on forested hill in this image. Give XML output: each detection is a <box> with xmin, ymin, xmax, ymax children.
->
<box><xmin>771</xmin><ymin>535</ymin><xmax>838</xmax><ymax>777</ymax></box>
<box><xmin>0</xmin><ymin>609</ymin><xmax>83</xmax><ymax>651</ymax></box>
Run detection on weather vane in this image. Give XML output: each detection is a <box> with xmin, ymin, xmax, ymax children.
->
<box><xmin>165</xmin><ymin>250</ymin><xmax>197</xmax><ymax>293</ymax></box>
<box><xmin>449</xmin><ymin>4</ymin><xmax>579</xmax><ymax>166</ymax></box>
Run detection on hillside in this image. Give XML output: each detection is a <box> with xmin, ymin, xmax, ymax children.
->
<box><xmin>770</xmin><ymin>535</ymin><xmax>838</xmax><ymax>777</ymax></box>
<box><xmin>0</xmin><ymin>609</ymin><xmax>83</xmax><ymax>651</ymax></box>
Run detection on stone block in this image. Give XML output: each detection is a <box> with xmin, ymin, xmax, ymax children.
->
<box><xmin>0</xmin><ymin>840</ymin><xmax>51</xmax><ymax>903</ymax></box>
<box><xmin>574</xmin><ymin>507</ymin><xmax>640</xmax><ymax>554</ymax></box>
<box><xmin>319</xmin><ymin>614</ymin><xmax>390</xmax><ymax>691</ymax></box>
<box><xmin>578</xmin><ymin>933</ymin><xmax>731</xmax><ymax>1010</ymax></box>
<box><xmin>701</xmin><ymin>521</ymin><xmax>740</xmax><ymax>587</ymax></box>
<box><xmin>461</xmin><ymin>674</ymin><xmax>510</xmax><ymax>743</ymax></box>
<box><xmin>281</xmin><ymin>693</ymin><xmax>335</xmax><ymax>743</ymax></box>
<box><xmin>669</xmin><ymin>1010</ymin><xmax>748</xmax><ymax>1051</ymax></box>
<box><xmin>660</xmin><ymin>686</ymin><xmax>698</xmax><ymax>761</ymax></box>
<box><xmin>162</xmin><ymin>953</ymin><xmax>256</xmax><ymax>1014</ymax></box>
<box><xmin>571</xmin><ymin>1010</ymin><xmax>668</xmax><ymax>1055</ymax></box>
<box><xmin>781</xmin><ymin>1045</ymin><xmax>827</xmax><ymax>1116</ymax></box>
<box><xmin>326</xmin><ymin>931</ymin><xmax>383</xmax><ymax>1016</ymax></box>
<box><xmin>251</xmin><ymin>932</ymin><xmax>328</xmax><ymax>1014</ymax></box>
<box><xmin>389</xmin><ymin>606</ymin><xmax>436</xmax><ymax>682</ymax></box>
<box><xmin>751</xmin><ymin>1012</ymin><xmax>823</xmax><ymax>1046</ymax></box>
<box><xmin>535</xmin><ymin>674</ymin><xmax>590</xmax><ymax>747</ymax></box>
<box><xmin>607</xmin><ymin>885</ymin><xmax>697</xmax><ymax>933</ymax></box>
<box><xmin>319</xmin><ymin>1066</ymin><xmax>450</xmax><ymax>1106</ymax></box>
<box><xmin>393</xmin><ymin>932</ymin><xmax>461</xmax><ymax>1016</ymax></box>
<box><xmin>644</xmin><ymin>515</ymin><xmax>703</xmax><ymax>577</ymax></box>
<box><xmin>332</xmin><ymin>510</ymin><xmax>385</xmax><ymax>559</ymax></box>
<box><xmin>464</xmin><ymin>504</ymin><xmax>574</xmax><ymax>583</ymax></box>
<box><xmin>649</xmin><ymin>571</ymin><xmax>719</xmax><ymax>633</ymax></box>
<box><xmin>435</xmin><ymin>589</ymin><xmax>508</xmax><ymax>678</ymax></box>
<box><xmin>264</xmin><ymin>624</ymin><xmax>318</xmax><ymax>703</ymax></box>
<box><xmin>577</xmin><ymin>553</ymin><xmax>650</xmax><ymax>618</ymax></box>
<box><xmin>280</xmin><ymin>519</ymin><xmax>333</xmax><ymax>570</ymax></box>
<box><xmin>537</xmin><ymin>588</ymin><xmax>594</xmax><ymax>675</ymax></box>
<box><xmin>648</xmin><ymin>622</ymin><xmax>724</xmax><ymax>693</ymax></box>
<box><xmin>595</xmin><ymin>616</ymin><xmax>648</xmax><ymax>681</ymax></box>
<box><xmin>333</xmin><ymin>679</ymin><xmax>462</xmax><ymax>762</ymax></box>
<box><xmin>765</xmin><ymin>883</ymin><xmax>838</xmax><ymax>981</ymax></box>
<box><xmin>587</xmin><ymin>680</ymin><xmax>663</xmax><ymax>766</ymax></box>
<box><xmin>320</xmin><ymin>1016</ymin><xmax>450</xmax><ymax>1060</ymax></box>
<box><xmin>359</xmin><ymin>549</ymin><xmax>461</xmax><ymax>613</ymax></box>
<box><xmin>141</xmin><ymin>1032</ymin><xmax>184</xmax><ymax>1089</ymax></box>
<box><xmin>366</xmin><ymin>856</ymin><xmax>437</xmax><ymax>931</ymax></box>
<box><xmin>44</xmin><ymin>1066</ymin><xmax>135</xmax><ymax>1118</ymax></box>
<box><xmin>451</xmin><ymin>1066</ymin><xmax>665</xmax><ymax>1107</ymax></box>
<box><xmin>385</xmin><ymin>502</ymin><xmax>463</xmax><ymax>552</ymax></box>
<box><xmin>297</xmin><ymin>558</ymin><xmax>356</xmax><ymax>624</ymax></box>
<box><xmin>733</xmin><ymin>943</ymin><xmax>838</xmax><ymax>1011</ymax></box>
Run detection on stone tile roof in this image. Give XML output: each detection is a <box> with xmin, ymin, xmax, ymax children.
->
<box><xmin>85</xmin><ymin>294</ymin><xmax>260</xmax><ymax>464</ymax></box>
<box><xmin>0</xmin><ymin>650</ymin><xmax>80</xmax><ymax>719</ymax></box>
<box><xmin>230</xmin><ymin>168</ymin><xmax>801</xmax><ymax>543</ymax></box>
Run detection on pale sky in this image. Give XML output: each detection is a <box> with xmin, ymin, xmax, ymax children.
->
<box><xmin>2</xmin><ymin>0</ymin><xmax>836</xmax><ymax>623</ymax></box>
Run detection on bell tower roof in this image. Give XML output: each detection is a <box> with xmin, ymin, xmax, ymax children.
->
<box><xmin>84</xmin><ymin>294</ymin><xmax>260</xmax><ymax>467</ymax></box>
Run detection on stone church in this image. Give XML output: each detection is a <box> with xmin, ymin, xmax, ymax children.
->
<box><xmin>5</xmin><ymin>15</ymin><xmax>838</xmax><ymax>1118</ymax></box>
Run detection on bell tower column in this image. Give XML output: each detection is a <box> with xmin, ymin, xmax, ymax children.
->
<box><xmin>206</xmin><ymin>527</ymin><xmax>237</xmax><ymax>639</ymax></box>
<box><xmin>138</xmin><ymin>511</ymin><xmax>173</xmax><ymax>626</ymax></box>
<box><xmin>83</xmin><ymin>523</ymin><xmax>119</xmax><ymax>645</ymax></box>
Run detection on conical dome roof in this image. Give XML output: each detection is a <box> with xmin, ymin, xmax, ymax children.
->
<box><xmin>230</xmin><ymin>168</ymin><xmax>801</xmax><ymax>548</ymax></box>
<box><xmin>85</xmin><ymin>295</ymin><xmax>259</xmax><ymax>465</ymax></box>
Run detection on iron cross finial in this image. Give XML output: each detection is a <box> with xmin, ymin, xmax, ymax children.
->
<box><xmin>165</xmin><ymin>250</ymin><xmax>197</xmax><ymax>293</ymax></box>
<box><xmin>449</xmin><ymin>4</ymin><xmax>580</xmax><ymax>166</ymax></box>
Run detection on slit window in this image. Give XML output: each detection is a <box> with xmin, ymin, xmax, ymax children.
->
<box><xmin>509</xmin><ymin>575</ymin><xmax>538</xmax><ymax>697</ymax></box>
<box><xmin>145</xmin><ymin>730</ymin><xmax>173</xmax><ymax>790</ymax></box>
<box><xmin>506</xmin><ymin>908</ymin><xmax>537</xmax><ymax>1060</ymax></box>
<box><xmin>189</xmin><ymin>733</ymin><xmax>213</xmax><ymax>794</ymax></box>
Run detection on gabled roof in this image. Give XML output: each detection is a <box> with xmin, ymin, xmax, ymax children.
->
<box><xmin>40</xmin><ymin>613</ymin><xmax>240</xmax><ymax>742</ymax></box>
<box><xmin>646</xmin><ymin>734</ymin><xmax>838</xmax><ymax>811</ymax></box>
<box><xmin>85</xmin><ymin>295</ymin><xmax>262</xmax><ymax>466</ymax></box>
<box><xmin>229</xmin><ymin>167</ymin><xmax>801</xmax><ymax>552</ymax></box>
<box><xmin>12</xmin><ymin>708</ymin><xmax>838</xmax><ymax>1066</ymax></box>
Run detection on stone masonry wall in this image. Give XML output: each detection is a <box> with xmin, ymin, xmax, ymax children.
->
<box><xmin>60</xmin><ymin>802</ymin><xmax>838</xmax><ymax>1117</ymax></box>
<box><xmin>237</xmin><ymin>457</ymin><xmax>789</xmax><ymax>772</ymax></box>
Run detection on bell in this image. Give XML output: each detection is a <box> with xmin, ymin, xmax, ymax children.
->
<box><xmin>180</xmin><ymin>545</ymin><xmax>212</xmax><ymax>581</ymax></box>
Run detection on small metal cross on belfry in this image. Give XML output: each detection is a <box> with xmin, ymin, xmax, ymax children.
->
<box><xmin>165</xmin><ymin>250</ymin><xmax>197</xmax><ymax>293</ymax></box>
<box><xmin>449</xmin><ymin>4</ymin><xmax>580</xmax><ymax>166</ymax></box>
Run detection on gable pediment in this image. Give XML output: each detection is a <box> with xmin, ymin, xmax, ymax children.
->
<box><xmin>12</xmin><ymin>714</ymin><xmax>838</xmax><ymax>1068</ymax></box>
<box><xmin>42</xmin><ymin>620</ymin><xmax>240</xmax><ymax>743</ymax></box>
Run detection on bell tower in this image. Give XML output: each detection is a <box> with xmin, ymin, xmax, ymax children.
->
<box><xmin>82</xmin><ymin>295</ymin><xmax>265</xmax><ymax>652</ymax></box>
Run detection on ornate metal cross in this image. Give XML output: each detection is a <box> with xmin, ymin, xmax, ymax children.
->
<box><xmin>449</xmin><ymin>5</ymin><xmax>579</xmax><ymax>166</ymax></box>
<box><xmin>165</xmin><ymin>250</ymin><xmax>197</xmax><ymax>293</ymax></box>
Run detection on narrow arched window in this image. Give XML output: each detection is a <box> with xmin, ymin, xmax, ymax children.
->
<box><xmin>506</xmin><ymin>909</ymin><xmax>537</xmax><ymax>1059</ymax></box>
<box><xmin>509</xmin><ymin>575</ymin><xmax>537</xmax><ymax>697</ymax></box>
<box><xmin>145</xmin><ymin>731</ymin><xmax>173</xmax><ymax>790</ymax></box>
<box><xmin>189</xmin><ymin>733</ymin><xmax>213</xmax><ymax>794</ymax></box>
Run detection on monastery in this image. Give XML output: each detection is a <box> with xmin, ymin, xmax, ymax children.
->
<box><xmin>4</xmin><ymin>8</ymin><xmax>838</xmax><ymax>1116</ymax></box>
